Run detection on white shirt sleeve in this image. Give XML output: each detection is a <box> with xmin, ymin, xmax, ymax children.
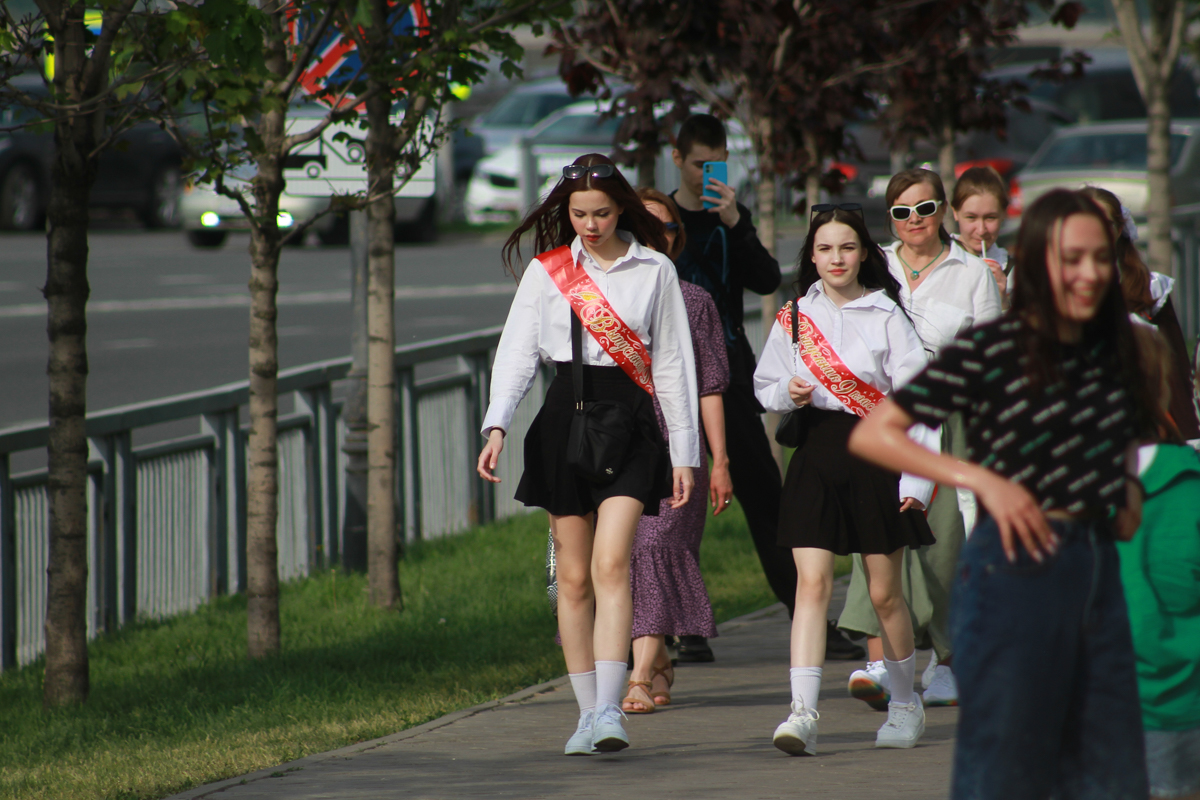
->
<box><xmin>481</xmin><ymin>260</ymin><xmax>544</xmax><ymax>436</ymax></box>
<box><xmin>884</xmin><ymin>310</ymin><xmax>938</xmax><ymax>507</ymax></box>
<box><xmin>972</xmin><ymin>262</ymin><xmax>1003</xmax><ymax>326</ymax></box>
<box><xmin>649</xmin><ymin>266</ymin><xmax>700</xmax><ymax>468</ymax></box>
<box><xmin>753</xmin><ymin>316</ymin><xmax>799</xmax><ymax>414</ymax></box>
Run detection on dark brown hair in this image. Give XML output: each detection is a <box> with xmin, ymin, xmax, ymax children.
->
<box><xmin>1131</xmin><ymin>324</ymin><xmax>1184</xmax><ymax>443</ymax></box>
<box><xmin>636</xmin><ymin>186</ymin><xmax>686</xmax><ymax>262</ymax></box>
<box><xmin>952</xmin><ymin>165</ymin><xmax>1009</xmax><ymax>211</ymax></box>
<box><xmin>675</xmin><ymin>114</ymin><xmax>726</xmax><ymax>159</ymax></box>
<box><xmin>793</xmin><ymin>208</ymin><xmax>910</xmax><ymax>325</ymax></box>
<box><xmin>1009</xmin><ymin>188</ymin><xmax>1155</xmax><ymax>435</ymax></box>
<box><xmin>501</xmin><ymin>153</ymin><xmax>668</xmax><ymax>277</ymax></box>
<box><xmin>1077</xmin><ymin>185</ymin><xmax>1154</xmax><ymax>317</ymax></box>
<box><xmin>884</xmin><ymin>168</ymin><xmax>952</xmax><ymax>245</ymax></box>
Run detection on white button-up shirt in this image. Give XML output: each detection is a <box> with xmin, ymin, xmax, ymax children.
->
<box><xmin>481</xmin><ymin>233</ymin><xmax>700</xmax><ymax>468</ymax></box>
<box><xmin>886</xmin><ymin>239</ymin><xmax>1003</xmax><ymax>356</ymax></box>
<box><xmin>753</xmin><ymin>282</ymin><xmax>938</xmax><ymax>506</ymax></box>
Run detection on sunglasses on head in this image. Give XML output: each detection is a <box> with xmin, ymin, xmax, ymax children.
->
<box><xmin>889</xmin><ymin>199</ymin><xmax>942</xmax><ymax>221</ymax></box>
<box><xmin>562</xmin><ymin>163</ymin><xmax>615</xmax><ymax>180</ymax></box>
<box><xmin>810</xmin><ymin>202</ymin><xmax>864</xmax><ymax>220</ymax></box>
<box><xmin>664</xmin><ymin>221</ymin><xmax>679</xmax><ymax>231</ymax></box>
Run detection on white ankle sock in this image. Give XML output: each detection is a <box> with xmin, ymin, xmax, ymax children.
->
<box><xmin>568</xmin><ymin>670</ymin><xmax>597</xmax><ymax>713</ymax></box>
<box><xmin>789</xmin><ymin>667</ymin><xmax>823</xmax><ymax>712</ymax></box>
<box><xmin>594</xmin><ymin>660</ymin><xmax>627</xmax><ymax>711</ymax></box>
<box><xmin>884</xmin><ymin>653</ymin><xmax>916</xmax><ymax>705</ymax></box>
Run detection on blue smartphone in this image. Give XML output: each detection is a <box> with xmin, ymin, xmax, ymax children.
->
<box><xmin>702</xmin><ymin>161</ymin><xmax>728</xmax><ymax>209</ymax></box>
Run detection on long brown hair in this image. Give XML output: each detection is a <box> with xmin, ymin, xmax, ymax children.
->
<box><xmin>885</xmin><ymin>168</ymin><xmax>952</xmax><ymax>245</ymax></box>
<box><xmin>1009</xmin><ymin>189</ymin><xmax>1156</xmax><ymax>435</ymax></box>
<box><xmin>1077</xmin><ymin>185</ymin><xmax>1154</xmax><ymax>317</ymax></box>
<box><xmin>636</xmin><ymin>186</ymin><xmax>686</xmax><ymax>262</ymax></box>
<box><xmin>501</xmin><ymin>153</ymin><xmax>668</xmax><ymax>278</ymax></box>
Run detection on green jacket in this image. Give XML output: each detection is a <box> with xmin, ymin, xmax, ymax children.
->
<box><xmin>1117</xmin><ymin>443</ymin><xmax>1200</xmax><ymax>731</ymax></box>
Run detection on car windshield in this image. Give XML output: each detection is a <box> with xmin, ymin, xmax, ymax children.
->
<box><xmin>1032</xmin><ymin>132</ymin><xmax>1189</xmax><ymax>171</ymax></box>
<box><xmin>533</xmin><ymin>113</ymin><xmax>621</xmax><ymax>146</ymax></box>
<box><xmin>480</xmin><ymin>92</ymin><xmax>575</xmax><ymax>127</ymax></box>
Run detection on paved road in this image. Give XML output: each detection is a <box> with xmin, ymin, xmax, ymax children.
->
<box><xmin>165</xmin><ymin>581</ymin><xmax>955</xmax><ymax>800</ymax></box>
<box><xmin>0</xmin><ymin>230</ymin><xmax>519</xmax><ymax>430</ymax></box>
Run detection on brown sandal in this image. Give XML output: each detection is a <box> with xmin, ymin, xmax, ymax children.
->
<box><xmin>650</xmin><ymin>663</ymin><xmax>674</xmax><ymax>706</ymax></box>
<box><xmin>622</xmin><ymin>680</ymin><xmax>656</xmax><ymax>714</ymax></box>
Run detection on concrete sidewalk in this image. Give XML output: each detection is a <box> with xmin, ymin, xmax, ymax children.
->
<box><xmin>168</xmin><ymin>587</ymin><xmax>956</xmax><ymax>799</ymax></box>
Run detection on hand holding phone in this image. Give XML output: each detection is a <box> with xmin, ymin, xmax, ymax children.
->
<box><xmin>702</xmin><ymin>161</ymin><xmax>728</xmax><ymax>210</ymax></box>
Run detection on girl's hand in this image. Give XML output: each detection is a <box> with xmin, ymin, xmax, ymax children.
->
<box><xmin>709</xmin><ymin>458</ymin><xmax>733</xmax><ymax>515</ymax></box>
<box><xmin>476</xmin><ymin>429</ymin><xmax>505</xmax><ymax>483</ymax></box>
<box><xmin>788</xmin><ymin>377</ymin><xmax>814</xmax><ymax>407</ymax></box>
<box><xmin>899</xmin><ymin>497</ymin><xmax>925</xmax><ymax>513</ymax></box>
<box><xmin>670</xmin><ymin>467</ymin><xmax>694</xmax><ymax>510</ymax></box>
<box><xmin>984</xmin><ymin>258</ymin><xmax>1007</xmax><ymax>296</ymax></box>
<box><xmin>972</xmin><ymin>469</ymin><xmax>1058</xmax><ymax>563</ymax></box>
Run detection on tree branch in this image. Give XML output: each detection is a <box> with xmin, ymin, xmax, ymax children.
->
<box><xmin>279</xmin><ymin>2</ymin><xmax>340</xmax><ymax>100</ymax></box>
<box><xmin>1111</xmin><ymin>0</ymin><xmax>1152</xmax><ymax>98</ymax></box>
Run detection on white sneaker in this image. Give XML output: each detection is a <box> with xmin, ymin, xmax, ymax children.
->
<box><xmin>848</xmin><ymin>660</ymin><xmax>891</xmax><ymax>711</ymax></box>
<box><xmin>875</xmin><ymin>695</ymin><xmax>925</xmax><ymax>748</ymax></box>
<box><xmin>591</xmin><ymin>703</ymin><xmax>629</xmax><ymax>752</ymax></box>
<box><xmin>564</xmin><ymin>709</ymin><xmax>595</xmax><ymax>756</ymax></box>
<box><xmin>923</xmin><ymin>664</ymin><xmax>958</xmax><ymax>706</ymax></box>
<box><xmin>773</xmin><ymin>700</ymin><xmax>819</xmax><ymax>756</ymax></box>
<box><xmin>921</xmin><ymin>652</ymin><xmax>939</xmax><ymax>690</ymax></box>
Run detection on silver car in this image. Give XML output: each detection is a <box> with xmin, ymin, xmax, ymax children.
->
<box><xmin>1008</xmin><ymin>119</ymin><xmax>1200</xmax><ymax>231</ymax></box>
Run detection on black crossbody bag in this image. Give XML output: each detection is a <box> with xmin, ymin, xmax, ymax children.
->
<box><xmin>565</xmin><ymin>310</ymin><xmax>637</xmax><ymax>484</ymax></box>
<box><xmin>774</xmin><ymin>298</ymin><xmax>809</xmax><ymax>448</ymax></box>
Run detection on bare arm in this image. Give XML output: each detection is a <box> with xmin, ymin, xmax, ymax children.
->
<box><xmin>849</xmin><ymin>400</ymin><xmax>1057</xmax><ymax>562</ymax></box>
<box><xmin>700</xmin><ymin>394</ymin><xmax>733</xmax><ymax>514</ymax></box>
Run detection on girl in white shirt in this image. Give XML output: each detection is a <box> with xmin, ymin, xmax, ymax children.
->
<box><xmin>839</xmin><ymin>169</ymin><xmax>1003</xmax><ymax>712</ymax></box>
<box><xmin>754</xmin><ymin>206</ymin><xmax>937</xmax><ymax>755</ymax></box>
<box><xmin>951</xmin><ymin>165</ymin><xmax>1011</xmax><ymax>302</ymax></box>
<box><xmin>477</xmin><ymin>154</ymin><xmax>699</xmax><ymax>756</ymax></box>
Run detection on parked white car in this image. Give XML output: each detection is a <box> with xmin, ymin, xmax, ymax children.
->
<box><xmin>465</xmin><ymin>102</ymin><xmax>754</xmax><ymax>225</ymax></box>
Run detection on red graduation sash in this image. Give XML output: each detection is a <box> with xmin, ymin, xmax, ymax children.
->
<box><xmin>540</xmin><ymin>246</ymin><xmax>655</xmax><ymax>396</ymax></box>
<box><xmin>777</xmin><ymin>301</ymin><xmax>885</xmax><ymax>418</ymax></box>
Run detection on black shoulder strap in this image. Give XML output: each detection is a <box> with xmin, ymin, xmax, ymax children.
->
<box><xmin>571</xmin><ymin>309</ymin><xmax>584</xmax><ymax>410</ymax></box>
<box><xmin>791</xmin><ymin>298</ymin><xmax>799</xmax><ymax>344</ymax></box>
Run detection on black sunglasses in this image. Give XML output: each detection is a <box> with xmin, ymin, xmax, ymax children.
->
<box><xmin>562</xmin><ymin>163</ymin><xmax>615</xmax><ymax>180</ymax></box>
<box><xmin>810</xmin><ymin>202</ymin><xmax>864</xmax><ymax>220</ymax></box>
<box><xmin>664</xmin><ymin>221</ymin><xmax>679</xmax><ymax>231</ymax></box>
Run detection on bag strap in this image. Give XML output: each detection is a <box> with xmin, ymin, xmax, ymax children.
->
<box><xmin>571</xmin><ymin>309</ymin><xmax>584</xmax><ymax>410</ymax></box>
<box><xmin>791</xmin><ymin>296</ymin><xmax>799</xmax><ymax>345</ymax></box>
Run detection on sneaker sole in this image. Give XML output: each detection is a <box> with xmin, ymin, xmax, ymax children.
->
<box><xmin>923</xmin><ymin>696</ymin><xmax>958</xmax><ymax>707</ymax></box>
<box><xmin>876</xmin><ymin>722</ymin><xmax>926</xmax><ymax>749</ymax></box>
<box><xmin>563</xmin><ymin>746</ymin><xmax>595</xmax><ymax>756</ymax></box>
<box><xmin>773</xmin><ymin>732</ymin><xmax>815</xmax><ymax>756</ymax></box>
<box><xmin>593</xmin><ymin>735</ymin><xmax>629</xmax><ymax>753</ymax></box>
<box><xmin>848</xmin><ymin>677</ymin><xmax>890</xmax><ymax>711</ymax></box>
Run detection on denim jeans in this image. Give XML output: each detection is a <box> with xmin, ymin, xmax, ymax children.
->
<box><xmin>950</xmin><ymin>515</ymin><xmax>1149</xmax><ymax>800</ymax></box>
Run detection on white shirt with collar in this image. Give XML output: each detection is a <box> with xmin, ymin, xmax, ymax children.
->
<box><xmin>481</xmin><ymin>232</ymin><xmax>700</xmax><ymax>468</ymax></box>
<box><xmin>753</xmin><ymin>281</ymin><xmax>937</xmax><ymax>506</ymax></box>
<box><xmin>886</xmin><ymin>238</ymin><xmax>1003</xmax><ymax>356</ymax></box>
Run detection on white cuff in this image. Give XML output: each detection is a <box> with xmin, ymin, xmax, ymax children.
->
<box><xmin>899</xmin><ymin>473</ymin><xmax>935</xmax><ymax>509</ymax></box>
<box><xmin>480</xmin><ymin>397</ymin><xmax>519</xmax><ymax>438</ymax></box>
<box><xmin>668</xmin><ymin>428</ymin><xmax>701</xmax><ymax>468</ymax></box>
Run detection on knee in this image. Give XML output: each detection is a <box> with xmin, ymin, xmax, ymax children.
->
<box><xmin>868</xmin><ymin>581</ymin><xmax>903</xmax><ymax>616</ymax></box>
<box><xmin>557</xmin><ymin>564</ymin><xmax>593</xmax><ymax>604</ymax></box>
<box><xmin>796</xmin><ymin>571</ymin><xmax>833</xmax><ymax>607</ymax></box>
<box><xmin>591</xmin><ymin>553</ymin><xmax>630</xmax><ymax>589</ymax></box>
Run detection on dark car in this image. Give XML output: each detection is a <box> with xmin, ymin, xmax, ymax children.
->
<box><xmin>829</xmin><ymin>98</ymin><xmax>1076</xmax><ymax>240</ymax></box>
<box><xmin>0</xmin><ymin>72</ymin><xmax>183</xmax><ymax>231</ymax></box>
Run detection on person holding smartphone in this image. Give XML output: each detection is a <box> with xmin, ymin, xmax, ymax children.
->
<box><xmin>668</xmin><ymin>114</ymin><xmax>861</xmax><ymax>663</ymax></box>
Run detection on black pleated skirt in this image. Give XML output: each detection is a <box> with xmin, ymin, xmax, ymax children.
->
<box><xmin>777</xmin><ymin>408</ymin><xmax>935</xmax><ymax>555</ymax></box>
<box><xmin>515</xmin><ymin>363</ymin><xmax>671</xmax><ymax>517</ymax></box>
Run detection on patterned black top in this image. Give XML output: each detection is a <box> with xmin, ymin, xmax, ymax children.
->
<box><xmin>892</xmin><ymin>317</ymin><xmax>1138</xmax><ymax>515</ymax></box>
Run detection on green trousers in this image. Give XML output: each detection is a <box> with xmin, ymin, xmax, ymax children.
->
<box><xmin>837</xmin><ymin>415</ymin><xmax>967</xmax><ymax>660</ymax></box>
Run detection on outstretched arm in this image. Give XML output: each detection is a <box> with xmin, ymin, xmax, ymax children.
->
<box><xmin>849</xmin><ymin>400</ymin><xmax>1057</xmax><ymax>563</ymax></box>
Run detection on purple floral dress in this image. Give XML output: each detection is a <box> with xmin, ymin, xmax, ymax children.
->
<box><xmin>630</xmin><ymin>282</ymin><xmax>729</xmax><ymax>639</ymax></box>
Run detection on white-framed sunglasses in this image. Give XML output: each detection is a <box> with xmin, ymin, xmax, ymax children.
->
<box><xmin>889</xmin><ymin>199</ymin><xmax>943</xmax><ymax>221</ymax></box>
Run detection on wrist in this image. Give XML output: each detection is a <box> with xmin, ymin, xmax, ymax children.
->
<box><xmin>710</xmin><ymin>455</ymin><xmax>730</xmax><ymax>471</ymax></box>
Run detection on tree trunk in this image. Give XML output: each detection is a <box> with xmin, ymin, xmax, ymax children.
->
<box><xmin>244</xmin><ymin>34</ymin><xmax>288</xmax><ymax>656</ymax></box>
<box><xmin>939</xmin><ymin>120</ymin><xmax>956</xmax><ymax>234</ymax></box>
<box><xmin>636</xmin><ymin>149</ymin><xmax>656</xmax><ymax>189</ymax></box>
<box><xmin>1145</xmin><ymin>78</ymin><xmax>1174</xmax><ymax>276</ymax></box>
<box><xmin>341</xmin><ymin>210</ymin><xmax>369</xmax><ymax>572</ymax></box>
<box><xmin>365</xmin><ymin>0</ymin><xmax>400</xmax><ymax>610</ymax></box>
<box><xmin>42</xmin><ymin>4</ymin><xmax>97</xmax><ymax>709</ymax></box>
<box><xmin>756</xmin><ymin>115</ymin><xmax>783</xmax><ymax>476</ymax></box>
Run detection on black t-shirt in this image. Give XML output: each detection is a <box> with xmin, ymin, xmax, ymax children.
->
<box><xmin>670</xmin><ymin>196</ymin><xmax>781</xmax><ymax>387</ymax></box>
<box><xmin>892</xmin><ymin>317</ymin><xmax>1139</xmax><ymax>516</ymax></box>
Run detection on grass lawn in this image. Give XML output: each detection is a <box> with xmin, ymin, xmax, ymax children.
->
<box><xmin>0</xmin><ymin>499</ymin><xmax>802</xmax><ymax>800</ymax></box>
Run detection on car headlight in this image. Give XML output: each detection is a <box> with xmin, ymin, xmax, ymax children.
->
<box><xmin>200</xmin><ymin>211</ymin><xmax>221</xmax><ymax>227</ymax></box>
<box><xmin>277</xmin><ymin>211</ymin><xmax>294</xmax><ymax>227</ymax></box>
